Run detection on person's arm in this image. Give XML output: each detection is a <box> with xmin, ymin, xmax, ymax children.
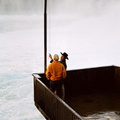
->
<box><xmin>49</xmin><ymin>53</ymin><xmax>53</xmax><ymax>63</ymax></box>
<box><xmin>46</xmin><ymin>66</ymin><xmax>51</xmax><ymax>80</ymax></box>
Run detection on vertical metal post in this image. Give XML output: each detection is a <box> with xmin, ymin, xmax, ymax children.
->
<box><xmin>44</xmin><ymin>0</ymin><xmax>47</xmax><ymax>73</ymax></box>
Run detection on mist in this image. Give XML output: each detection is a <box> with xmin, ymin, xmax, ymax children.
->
<box><xmin>46</xmin><ymin>0</ymin><xmax>120</xmax><ymax>69</ymax></box>
<box><xmin>1</xmin><ymin>0</ymin><xmax>120</xmax><ymax>69</ymax></box>
<box><xmin>0</xmin><ymin>0</ymin><xmax>43</xmax><ymax>14</ymax></box>
<box><xmin>0</xmin><ymin>0</ymin><xmax>120</xmax><ymax>120</ymax></box>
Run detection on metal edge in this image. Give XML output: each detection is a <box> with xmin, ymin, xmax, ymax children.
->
<box><xmin>34</xmin><ymin>76</ymin><xmax>84</xmax><ymax>120</ymax></box>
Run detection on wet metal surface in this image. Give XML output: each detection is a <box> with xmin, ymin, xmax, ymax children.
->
<box><xmin>83</xmin><ymin>112</ymin><xmax>120</xmax><ymax>120</ymax></box>
<box><xmin>66</xmin><ymin>92</ymin><xmax>120</xmax><ymax>120</ymax></box>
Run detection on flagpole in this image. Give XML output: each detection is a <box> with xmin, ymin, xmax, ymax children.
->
<box><xmin>44</xmin><ymin>0</ymin><xmax>47</xmax><ymax>73</ymax></box>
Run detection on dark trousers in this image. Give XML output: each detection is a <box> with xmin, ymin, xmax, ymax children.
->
<box><xmin>49</xmin><ymin>80</ymin><xmax>63</xmax><ymax>98</ymax></box>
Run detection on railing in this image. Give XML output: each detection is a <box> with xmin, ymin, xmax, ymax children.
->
<box><xmin>33</xmin><ymin>74</ymin><xmax>83</xmax><ymax>120</ymax></box>
<box><xmin>33</xmin><ymin>65</ymin><xmax>120</xmax><ymax>119</ymax></box>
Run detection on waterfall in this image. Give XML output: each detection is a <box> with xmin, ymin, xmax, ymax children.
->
<box><xmin>0</xmin><ymin>0</ymin><xmax>119</xmax><ymax>15</ymax></box>
<box><xmin>0</xmin><ymin>0</ymin><xmax>43</xmax><ymax>14</ymax></box>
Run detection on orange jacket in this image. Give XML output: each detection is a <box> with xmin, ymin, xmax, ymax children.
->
<box><xmin>46</xmin><ymin>61</ymin><xmax>66</xmax><ymax>81</ymax></box>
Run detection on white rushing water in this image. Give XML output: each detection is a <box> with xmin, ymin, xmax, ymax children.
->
<box><xmin>0</xmin><ymin>0</ymin><xmax>120</xmax><ymax>120</ymax></box>
<box><xmin>0</xmin><ymin>15</ymin><xmax>45</xmax><ymax>120</ymax></box>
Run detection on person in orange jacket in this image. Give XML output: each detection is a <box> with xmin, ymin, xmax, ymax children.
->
<box><xmin>49</xmin><ymin>52</ymin><xmax>69</xmax><ymax>100</ymax></box>
<box><xmin>46</xmin><ymin>54</ymin><xmax>66</xmax><ymax>98</ymax></box>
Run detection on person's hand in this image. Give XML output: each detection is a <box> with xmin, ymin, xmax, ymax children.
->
<box><xmin>49</xmin><ymin>53</ymin><xmax>52</xmax><ymax>60</ymax></box>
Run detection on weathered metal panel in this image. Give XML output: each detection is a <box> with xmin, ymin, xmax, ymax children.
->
<box><xmin>45</xmin><ymin>90</ymin><xmax>57</xmax><ymax>120</ymax></box>
<box><xmin>65</xmin><ymin>66</ymin><xmax>118</xmax><ymax>97</ymax></box>
<box><xmin>115</xmin><ymin>67</ymin><xmax>120</xmax><ymax>90</ymax></box>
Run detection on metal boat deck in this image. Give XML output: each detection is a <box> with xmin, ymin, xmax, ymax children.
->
<box><xmin>32</xmin><ymin>65</ymin><xmax>120</xmax><ymax>120</ymax></box>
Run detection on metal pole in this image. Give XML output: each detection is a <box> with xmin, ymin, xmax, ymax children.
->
<box><xmin>44</xmin><ymin>0</ymin><xmax>47</xmax><ymax>73</ymax></box>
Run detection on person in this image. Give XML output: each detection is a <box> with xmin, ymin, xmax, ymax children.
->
<box><xmin>49</xmin><ymin>52</ymin><xmax>69</xmax><ymax>100</ymax></box>
<box><xmin>49</xmin><ymin>52</ymin><xmax>69</xmax><ymax>70</ymax></box>
<box><xmin>46</xmin><ymin>54</ymin><xmax>67</xmax><ymax>98</ymax></box>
